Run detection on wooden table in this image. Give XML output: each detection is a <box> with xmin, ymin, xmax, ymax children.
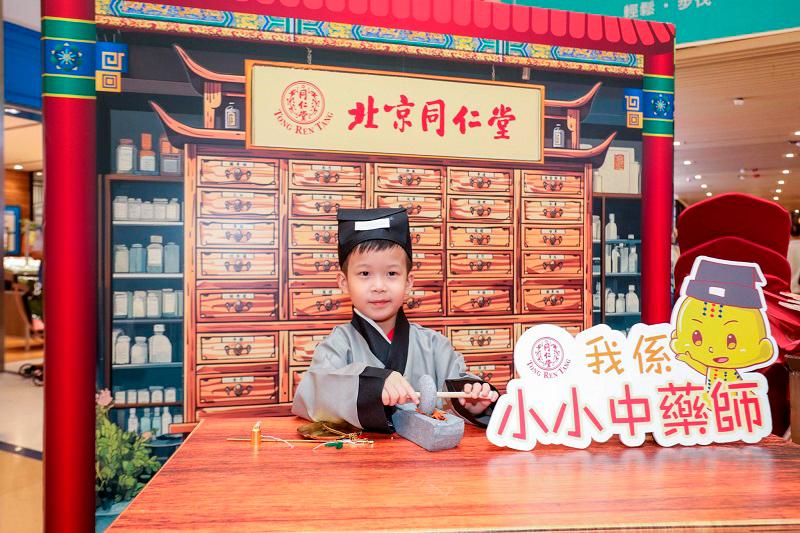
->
<box><xmin>109</xmin><ymin>417</ymin><xmax>800</xmax><ymax>532</ymax></box>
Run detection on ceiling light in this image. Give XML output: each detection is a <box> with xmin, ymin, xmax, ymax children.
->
<box><xmin>774</xmin><ymin>196</ymin><xmax>780</xmax><ymax>201</ymax></box>
<box><xmin>795</xmin><ymin>209</ymin><xmax>799</xmax><ymax>214</ymax></box>
<box><xmin>733</xmin><ymin>97</ymin><xmax>745</xmax><ymax>106</ymax></box>
<box><xmin>683</xmin><ymin>160</ymin><xmax>692</xmax><ymax>166</ymax></box>
<box><xmin>786</xmin><ymin>153</ymin><xmax>796</xmax><ymax>158</ymax></box>
<box><xmin>794</xmin><ymin>131</ymin><xmax>800</xmax><ymax>136</ymax></box>
<box><xmin>706</xmin><ymin>192</ymin><xmax>713</xmax><ymax>197</ymax></box>
<box><xmin>36</xmin><ymin>171</ymin><xmax>42</xmax><ymax>176</ymax></box>
<box><xmin>779</xmin><ymin>180</ymin><xmax>786</xmax><ymax>185</ymax></box>
<box><xmin>739</xmin><ymin>175</ymin><xmax>745</xmax><ymax>180</ymax></box>
<box><xmin>4</xmin><ymin>107</ymin><xmax>19</xmax><ymax>115</ymax></box>
<box><xmin>776</xmin><ymin>189</ymin><xmax>783</xmax><ymax>193</ymax></box>
<box><xmin>13</xmin><ymin>164</ymin><xmax>23</xmax><ymax>170</ymax></box>
<box><xmin>783</xmin><ymin>169</ymin><xmax>791</xmax><ymax>174</ymax></box>
<box><xmin>673</xmin><ymin>141</ymin><xmax>681</xmax><ymax>146</ymax></box>
<box><xmin>700</xmin><ymin>184</ymin><xmax>708</xmax><ymax>189</ymax></box>
<box><xmin>694</xmin><ymin>174</ymin><xmax>702</xmax><ymax>180</ymax></box>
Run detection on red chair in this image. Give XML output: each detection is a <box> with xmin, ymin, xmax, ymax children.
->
<box><xmin>677</xmin><ymin>193</ymin><xmax>791</xmax><ymax>256</ymax></box>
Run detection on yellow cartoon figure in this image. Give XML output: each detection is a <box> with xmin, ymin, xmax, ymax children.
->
<box><xmin>670</xmin><ymin>258</ymin><xmax>776</xmax><ymax>402</ymax></box>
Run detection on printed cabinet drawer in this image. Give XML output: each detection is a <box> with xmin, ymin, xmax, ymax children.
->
<box><xmin>289</xmin><ymin>285</ymin><xmax>352</xmax><ymax>320</ymax></box>
<box><xmin>198</xmin><ymin>158</ymin><xmax>278</xmax><ymax>188</ymax></box>
<box><xmin>289</xmin><ymin>221</ymin><xmax>339</xmax><ymax>248</ymax></box>
<box><xmin>375</xmin><ymin>194</ymin><xmax>442</xmax><ymax>221</ymax></box>
<box><xmin>198</xmin><ymin>250</ymin><xmax>277</xmax><ymax>279</ymax></box>
<box><xmin>448</xmin><ymin>224</ymin><xmax>512</xmax><ymax>249</ymax></box>
<box><xmin>521</xmin><ymin>321</ymin><xmax>583</xmax><ymax>337</ymax></box>
<box><xmin>522</xmin><ymin>171</ymin><xmax>584</xmax><ymax>197</ymax></box>
<box><xmin>449</xmin><ymin>325</ymin><xmax>513</xmax><ymax>354</ymax></box>
<box><xmin>289</xmin><ymin>330</ymin><xmax>330</xmax><ymax>365</ymax></box>
<box><xmin>404</xmin><ymin>285</ymin><xmax>444</xmax><ymax>317</ymax></box>
<box><xmin>410</xmin><ymin>224</ymin><xmax>443</xmax><ymax>248</ymax></box>
<box><xmin>448</xmin><ymin>251</ymin><xmax>513</xmax><ymax>278</ymax></box>
<box><xmin>375</xmin><ymin>164</ymin><xmax>443</xmax><ymax>191</ymax></box>
<box><xmin>197</xmin><ymin>333</ymin><xmax>278</xmax><ymax>364</ymax></box>
<box><xmin>521</xmin><ymin>281</ymin><xmax>583</xmax><ymax>314</ymax></box>
<box><xmin>447</xmin><ymin>285</ymin><xmax>512</xmax><ymax>315</ymax></box>
<box><xmin>448</xmin><ymin>197</ymin><xmax>512</xmax><ymax>222</ymax></box>
<box><xmin>523</xmin><ymin>225</ymin><xmax>583</xmax><ymax>249</ymax></box>
<box><xmin>448</xmin><ymin>168</ymin><xmax>512</xmax><ymax>195</ymax></box>
<box><xmin>411</xmin><ymin>251</ymin><xmax>444</xmax><ymax>280</ymax></box>
<box><xmin>523</xmin><ymin>251</ymin><xmax>583</xmax><ymax>277</ymax></box>
<box><xmin>197</xmin><ymin>290</ymin><xmax>278</xmax><ymax>322</ymax></box>
<box><xmin>198</xmin><ymin>189</ymin><xmax>278</xmax><ymax>218</ymax></box>
<box><xmin>197</xmin><ymin>371</ymin><xmax>278</xmax><ymax>406</ymax></box>
<box><xmin>523</xmin><ymin>199</ymin><xmax>583</xmax><ymax>224</ymax></box>
<box><xmin>291</xmin><ymin>367</ymin><xmax>307</xmax><ymax>400</ymax></box>
<box><xmin>289</xmin><ymin>251</ymin><xmax>340</xmax><ymax>279</ymax></box>
<box><xmin>463</xmin><ymin>357</ymin><xmax>513</xmax><ymax>393</ymax></box>
<box><xmin>198</xmin><ymin>220</ymin><xmax>277</xmax><ymax>247</ymax></box>
<box><xmin>289</xmin><ymin>161</ymin><xmax>364</xmax><ymax>189</ymax></box>
<box><xmin>290</xmin><ymin>192</ymin><xmax>365</xmax><ymax>218</ymax></box>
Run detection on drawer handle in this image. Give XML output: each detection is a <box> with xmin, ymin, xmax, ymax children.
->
<box><xmin>469</xmin><ymin>260</ymin><xmax>493</xmax><ymax>272</ymax></box>
<box><xmin>470</xmin><ymin>205</ymin><xmax>492</xmax><ymax>217</ymax></box>
<box><xmin>469</xmin><ymin>335</ymin><xmax>493</xmax><ymax>347</ymax></box>
<box><xmin>314</xmin><ymin>230</ymin><xmax>337</xmax><ymax>244</ymax></box>
<box><xmin>225</xmin><ymin>229</ymin><xmax>252</xmax><ymax>243</ymax></box>
<box><xmin>315</xmin><ymin>299</ymin><xmax>341</xmax><ymax>312</ymax></box>
<box><xmin>314</xmin><ymin>170</ymin><xmax>340</xmax><ymax>184</ymax></box>
<box><xmin>542</xmin><ymin>295</ymin><xmax>566</xmax><ymax>306</ymax></box>
<box><xmin>314</xmin><ymin>201</ymin><xmax>340</xmax><ymax>214</ymax></box>
<box><xmin>542</xmin><ymin>179</ymin><xmax>564</xmax><ymax>192</ymax></box>
<box><xmin>224</xmin><ymin>383</ymin><xmax>253</xmax><ymax>397</ymax></box>
<box><xmin>474</xmin><ymin>371</ymin><xmax>494</xmax><ymax>382</ymax></box>
<box><xmin>542</xmin><ymin>260</ymin><xmax>564</xmax><ymax>272</ymax></box>
<box><xmin>470</xmin><ymin>296</ymin><xmax>492</xmax><ymax>309</ymax></box>
<box><xmin>314</xmin><ymin>260</ymin><xmax>338</xmax><ymax>272</ymax></box>
<box><xmin>542</xmin><ymin>207</ymin><xmax>564</xmax><ymax>219</ymax></box>
<box><xmin>542</xmin><ymin>235</ymin><xmax>564</xmax><ymax>246</ymax></box>
<box><xmin>403</xmin><ymin>203</ymin><xmax>423</xmax><ymax>215</ymax></box>
<box><xmin>224</xmin><ymin>259</ymin><xmax>252</xmax><ymax>273</ymax></box>
<box><xmin>224</xmin><ymin>343</ymin><xmax>253</xmax><ymax>356</ymax></box>
<box><xmin>225</xmin><ymin>167</ymin><xmax>252</xmax><ymax>182</ymax></box>
<box><xmin>225</xmin><ymin>300</ymin><xmax>254</xmax><ymax>313</ymax></box>
<box><xmin>411</xmin><ymin>233</ymin><xmax>422</xmax><ymax>245</ymax></box>
<box><xmin>469</xmin><ymin>234</ymin><xmax>491</xmax><ymax>246</ymax></box>
<box><xmin>224</xmin><ymin>199</ymin><xmax>253</xmax><ymax>213</ymax></box>
<box><xmin>469</xmin><ymin>176</ymin><xmax>492</xmax><ymax>189</ymax></box>
<box><xmin>406</xmin><ymin>297</ymin><xmax>422</xmax><ymax>309</ymax></box>
<box><xmin>397</xmin><ymin>174</ymin><xmax>422</xmax><ymax>186</ymax></box>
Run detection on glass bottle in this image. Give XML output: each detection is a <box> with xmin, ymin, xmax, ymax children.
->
<box><xmin>146</xmin><ymin>290</ymin><xmax>162</xmax><ymax>318</ymax></box>
<box><xmin>112</xmin><ymin>196</ymin><xmax>128</xmax><ymax>221</ymax></box>
<box><xmin>152</xmin><ymin>407</ymin><xmax>163</xmax><ymax>437</ymax></box>
<box><xmin>605</xmin><ymin>213</ymin><xmax>618</xmax><ymax>240</ymax></box>
<box><xmin>147</xmin><ymin>235</ymin><xmax>164</xmax><ymax>273</ymax></box>
<box><xmin>619</xmin><ymin>244</ymin><xmax>629</xmax><ymax>274</ymax></box>
<box><xmin>164</xmin><ymin>387</ymin><xmax>177</xmax><ymax>403</ymax></box>
<box><xmin>626</xmin><ymin>285</ymin><xmax>640</xmax><ymax>313</ymax></box>
<box><xmin>224</xmin><ymin>102</ymin><xmax>241</xmax><ymax>130</ymax></box>
<box><xmin>137</xmin><ymin>388</ymin><xmax>150</xmax><ymax>404</ymax></box>
<box><xmin>593</xmin><ymin>282</ymin><xmax>601</xmax><ymax>310</ymax></box>
<box><xmin>114</xmin><ymin>335</ymin><xmax>131</xmax><ymax>365</ymax></box>
<box><xmin>176</xmin><ymin>290</ymin><xmax>184</xmax><ymax>317</ymax></box>
<box><xmin>552</xmin><ymin>123</ymin><xmax>565</xmax><ymax>148</ymax></box>
<box><xmin>606</xmin><ymin>289</ymin><xmax>616</xmax><ymax>314</ymax></box>
<box><xmin>166</xmin><ymin>198</ymin><xmax>181</xmax><ymax>221</ymax></box>
<box><xmin>116</xmin><ymin>139</ymin><xmax>137</xmax><ymax>174</ymax></box>
<box><xmin>131</xmin><ymin>290</ymin><xmax>147</xmax><ymax>318</ymax></box>
<box><xmin>161</xmin><ymin>407</ymin><xmax>173</xmax><ymax>435</ymax></box>
<box><xmin>149</xmin><ymin>324</ymin><xmax>172</xmax><ymax>363</ymax></box>
<box><xmin>605</xmin><ymin>244</ymin><xmax>612</xmax><ymax>274</ymax></box>
<box><xmin>127</xmin><ymin>408</ymin><xmax>139</xmax><ymax>434</ymax></box>
<box><xmin>126</xmin><ymin>389</ymin><xmax>137</xmax><ymax>405</ymax></box>
<box><xmin>139</xmin><ymin>133</ymin><xmax>157</xmax><ymax>174</ymax></box>
<box><xmin>611</xmin><ymin>245</ymin><xmax>620</xmax><ymax>274</ymax></box>
<box><xmin>126</xmin><ymin>197</ymin><xmax>141</xmax><ymax>220</ymax></box>
<box><xmin>131</xmin><ymin>336</ymin><xmax>149</xmax><ymax>364</ymax></box>
<box><xmin>129</xmin><ymin>244</ymin><xmax>145</xmax><ymax>273</ymax></box>
<box><xmin>159</xmin><ymin>134</ymin><xmax>182</xmax><ymax>176</ymax></box>
<box><xmin>140</xmin><ymin>408</ymin><xmax>152</xmax><ymax>436</ymax></box>
<box><xmin>616</xmin><ymin>293</ymin><xmax>626</xmax><ymax>314</ymax></box>
<box><xmin>150</xmin><ymin>386</ymin><xmax>164</xmax><ymax>404</ymax></box>
<box><xmin>114</xmin><ymin>244</ymin><xmax>129</xmax><ymax>273</ymax></box>
<box><xmin>113</xmin><ymin>291</ymin><xmax>130</xmax><ymax>318</ymax></box>
<box><xmin>140</xmin><ymin>201</ymin><xmax>154</xmax><ymax>221</ymax></box>
<box><xmin>153</xmin><ymin>198</ymin><xmax>168</xmax><ymax>221</ymax></box>
<box><xmin>162</xmin><ymin>289</ymin><xmax>178</xmax><ymax>318</ymax></box>
<box><xmin>592</xmin><ymin>215</ymin><xmax>600</xmax><ymax>242</ymax></box>
<box><xmin>164</xmin><ymin>242</ymin><xmax>180</xmax><ymax>273</ymax></box>
<box><xmin>628</xmin><ymin>246</ymin><xmax>639</xmax><ymax>273</ymax></box>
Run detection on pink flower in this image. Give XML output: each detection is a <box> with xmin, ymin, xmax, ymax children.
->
<box><xmin>96</xmin><ymin>389</ymin><xmax>113</xmax><ymax>407</ymax></box>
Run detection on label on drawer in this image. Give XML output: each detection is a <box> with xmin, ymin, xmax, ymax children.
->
<box><xmin>221</xmin><ymin>192</ymin><xmax>255</xmax><ymax>198</ymax></box>
<box><xmin>312</xmin><ymin>288</ymin><xmax>342</xmax><ymax>296</ymax></box>
<box><xmin>469</xmin><ymin>199</ymin><xmax>495</xmax><ymax>205</ymax></box>
<box><xmin>221</xmin><ymin>376</ymin><xmax>255</xmax><ymax>384</ymax></box>
<box><xmin>542</xmin><ymin>229</ymin><xmax>566</xmax><ymax>235</ymax></box>
<box><xmin>222</xmin><ymin>293</ymin><xmax>255</xmax><ymax>299</ymax></box>
<box><xmin>312</xmin><ymin>194</ymin><xmax>344</xmax><ymax>200</ymax></box>
<box><xmin>311</xmin><ymin>164</ymin><xmax>343</xmax><ymax>170</ymax></box>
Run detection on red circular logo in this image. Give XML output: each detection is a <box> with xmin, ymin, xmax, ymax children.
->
<box><xmin>280</xmin><ymin>81</ymin><xmax>325</xmax><ymax>125</ymax></box>
<box><xmin>531</xmin><ymin>337</ymin><xmax>564</xmax><ymax>372</ymax></box>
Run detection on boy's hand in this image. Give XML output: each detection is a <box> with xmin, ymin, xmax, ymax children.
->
<box><xmin>458</xmin><ymin>382</ymin><xmax>499</xmax><ymax>415</ymax></box>
<box><xmin>382</xmin><ymin>371</ymin><xmax>418</xmax><ymax>407</ymax></box>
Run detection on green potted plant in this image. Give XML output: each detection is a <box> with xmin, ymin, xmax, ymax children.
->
<box><xmin>95</xmin><ymin>389</ymin><xmax>160</xmax><ymax>532</ymax></box>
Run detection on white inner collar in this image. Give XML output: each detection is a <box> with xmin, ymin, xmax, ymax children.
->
<box><xmin>354</xmin><ymin>308</ymin><xmax>392</xmax><ymax>344</ymax></box>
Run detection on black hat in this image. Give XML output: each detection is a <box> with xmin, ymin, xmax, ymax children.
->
<box><xmin>337</xmin><ymin>208</ymin><xmax>412</xmax><ymax>264</ymax></box>
<box><xmin>684</xmin><ymin>258</ymin><xmax>765</xmax><ymax>309</ymax></box>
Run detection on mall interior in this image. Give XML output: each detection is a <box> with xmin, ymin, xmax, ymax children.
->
<box><xmin>1</xmin><ymin>0</ymin><xmax>800</xmax><ymax>532</ymax></box>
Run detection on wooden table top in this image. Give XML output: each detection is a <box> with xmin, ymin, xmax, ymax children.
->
<box><xmin>108</xmin><ymin>416</ymin><xmax>800</xmax><ymax>532</ymax></box>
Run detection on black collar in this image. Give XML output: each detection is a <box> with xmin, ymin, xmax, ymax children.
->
<box><xmin>350</xmin><ymin>308</ymin><xmax>410</xmax><ymax>374</ymax></box>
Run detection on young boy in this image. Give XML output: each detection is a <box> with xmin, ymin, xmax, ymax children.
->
<box><xmin>292</xmin><ymin>207</ymin><xmax>499</xmax><ymax>432</ymax></box>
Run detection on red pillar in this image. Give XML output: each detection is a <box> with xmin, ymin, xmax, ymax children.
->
<box><xmin>641</xmin><ymin>51</ymin><xmax>675</xmax><ymax>324</ymax></box>
<box><xmin>42</xmin><ymin>0</ymin><xmax>97</xmax><ymax>531</ymax></box>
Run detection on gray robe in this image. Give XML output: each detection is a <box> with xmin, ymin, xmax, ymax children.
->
<box><xmin>292</xmin><ymin>310</ymin><xmax>495</xmax><ymax>432</ymax></box>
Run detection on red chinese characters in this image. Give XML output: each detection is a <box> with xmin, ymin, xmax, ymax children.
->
<box><xmin>711</xmin><ymin>381</ymin><xmax>763</xmax><ymax>434</ymax></box>
<box><xmin>488</xmin><ymin>104</ymin><xmax>516</xmax><ymax>140</ymax></box>
<box><xmin>657</xmin><ymin>382</ymin><xmax>709</xmax><ymax>437</ymax></box>
<box><xmin>347</xmin><ymin>95</ymin><xmax>379</xmax><ymax>130</ymax></box>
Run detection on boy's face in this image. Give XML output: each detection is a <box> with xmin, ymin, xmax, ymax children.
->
<box><xmin>337</xmin><ymin>245</ymin><xmax>414</xmax><ymax>327</ymax></box>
